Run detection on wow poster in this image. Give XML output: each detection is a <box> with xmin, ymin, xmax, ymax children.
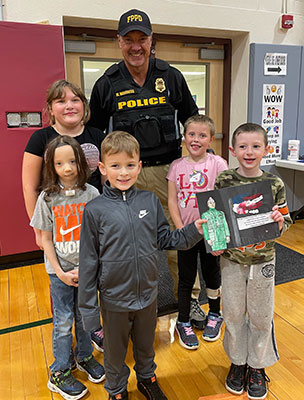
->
<box><xmin>261</xmin><ymin>84</ymin><xmax>285</xmax><ymax>166</ymax></box>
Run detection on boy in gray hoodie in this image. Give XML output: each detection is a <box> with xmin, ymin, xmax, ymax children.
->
<box><xmin>78</xmin><ymin>131</ymin><xmax>206</xmax><ymax>400</ymax></box>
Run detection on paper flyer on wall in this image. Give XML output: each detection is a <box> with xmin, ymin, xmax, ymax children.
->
<box><xmin>261</xmin><ymin>83</ymin><xmax>285</xmax><ymax>166</ymax></box>
<box><xmin>196</xmin><ymin>181</ymin><xmax>280</xmax><ymax>253</ymax></box>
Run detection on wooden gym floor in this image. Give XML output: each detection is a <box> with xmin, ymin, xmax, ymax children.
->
<box><xmin>0</xmin><ymin>220</ymin><xmax>304</xmax><ymax>400</ymax></box>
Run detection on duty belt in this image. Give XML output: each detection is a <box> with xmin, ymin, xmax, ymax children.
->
<box><xmin>142</xmin><ymin>151</ymin><xmax>180</xmax><ymax>167</ymax></box>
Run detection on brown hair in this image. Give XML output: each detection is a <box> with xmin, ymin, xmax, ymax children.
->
<box><xmin>231</xmin><ymin>123</ymin><xmax>268</xmax><ymax>148</ymax></box>
<box><xmin>42</xmin><ymin>135</ymin><xmax>90</xmax><ymax>198</ymax></box>
<box><xmin>46</xmin><ymin>79</ymin><xmax>90</xmax><ymax>125</ymax></box>
<box><xmin>183</xmin><ymin>114</ymin><xmax>216</xmax><ymax>138</ymax></box>
<box><xmin>101</xmin><ymin>131</ymin><xmax>140</xmax><ymax>160</ymax></box>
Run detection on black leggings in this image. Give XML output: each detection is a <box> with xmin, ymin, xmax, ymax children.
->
<box><xmin>177</xmin><ymin>238</ymin><xmax>221</xmax><ymax>322</ymax></box>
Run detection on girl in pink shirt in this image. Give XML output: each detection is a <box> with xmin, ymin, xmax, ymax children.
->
<box><xmin>167</xmin><ymin>114</ymin><xmax>228</xmax><ymax>349</ymax></box>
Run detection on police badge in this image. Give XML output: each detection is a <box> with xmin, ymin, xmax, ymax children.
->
<box><xmin>155</xmin><ymin>78</ymin><xmax>166</xmax><ymax>93</ymax></box>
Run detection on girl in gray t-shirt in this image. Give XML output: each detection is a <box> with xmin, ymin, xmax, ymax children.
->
<box><xmin>30</xmin><ymin>135</ymin><xmax>104</xmax><ymax>399</ymax></box>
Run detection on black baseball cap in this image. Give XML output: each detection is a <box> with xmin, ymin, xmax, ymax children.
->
<box><xmin>118</xmin><ymin>9</ymin><xmax>152</xmax><ymax>36</ymax></box>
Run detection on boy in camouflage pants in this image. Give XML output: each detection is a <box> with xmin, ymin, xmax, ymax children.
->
<box><xmin>214</xmin><ymin>123</ymin><xmax>292</xmax><ymax>400</ymax></box>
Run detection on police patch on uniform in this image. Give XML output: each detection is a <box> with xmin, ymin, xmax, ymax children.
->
<box><xmin>155</xmin><ymin>78</ymin><xmax>166</xmax><ymax>93</ymax></box>
<box><xmin>261</xmin><ymin>264</ymin><xmax>275</xmax><ymax>279</ymax></box>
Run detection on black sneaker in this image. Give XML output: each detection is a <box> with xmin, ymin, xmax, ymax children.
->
<box><xmin>137</xmin><ymin>375</ymin><xmax>168</xmax><ymax>400</ymax></box>
<box><xmin>202</xmin><ymin>312</ymin><xmax>223</xmax><ymax>342</ymax></box>
<box><xmin>91</xmin><ymin>326</ymin><xmax>104</xmax><ymax>352</ymax></box>
<box><xmin>47</xmin><ymin>369</ymin><xmax>87</xmax><ymax>400</ymax></box>
<box><xmin>225</xmin><ymin>363</ymin><xmax>247</xmax><ymax>395</ymax></box>
<box><xmin>190</xmin><ymin>298</ymin><xmax>207</xmax><ymax>330</ymax></box>
<box><xmin>109</xmin><ymin>390</ymin><xmax>129</xmax><ymax>399</ymax></box>
<box><xmin>77</xmin><ymin>355</ymin><xmax>106</xmax><ymax>383</ymax></box>
<box><xmin>175</xmin><ymin>321</ymin><xmax>199</xmax><ymax>350</ymax></box>
<box><xmin>247</xmin><ymin>367</ymin><xmax>270</xmax><ymax>399</ymax></box>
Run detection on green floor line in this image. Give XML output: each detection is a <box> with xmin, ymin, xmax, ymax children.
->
<box><xmin>0</xmin><ymin>318</ymin><xmax>52</xmax><ymax>335</ymax></box>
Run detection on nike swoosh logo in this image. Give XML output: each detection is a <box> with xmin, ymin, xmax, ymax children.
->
<box><xmin>60</xmin><ymin>224</ymin><xmax>81</xmax><ymax>236</ymax></box>
<box><xmin>139</xmin><ymin>211</ymin><xmax>150</xmax><ymax>219</ymax></box>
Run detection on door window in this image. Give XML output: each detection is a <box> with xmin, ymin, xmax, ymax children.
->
<box><xmin>171</xmin><ymin>63</ymin><xmax>208</xmax><ymax>115</ymax></box>
<box><xmin>81</xmin><ymin>59</ymin><xmax>115</xmax><ymax>100</ymax></box>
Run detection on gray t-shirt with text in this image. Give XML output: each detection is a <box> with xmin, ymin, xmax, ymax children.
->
<box><xmin>30</xmin><ymin>184</ymin><xmax>99</xmax><ymax>274</ymax></box>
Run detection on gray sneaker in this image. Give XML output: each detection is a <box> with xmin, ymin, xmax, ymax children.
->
<box><xmin>189</xmin><ymin>298</ymin><xmax>207</xmax><ymax>330</ymax></box>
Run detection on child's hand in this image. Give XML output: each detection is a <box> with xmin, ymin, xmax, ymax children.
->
<box><xmin>58</xmin><ymin>269</ymin><xmax>79</xmax><ymax>287</ymax></box>
<box><xmin>271</xmin><ymin>205</ymin><xmax>284</xmax><ymax>231</ymax></box>
<box><xmin>194</xmin><ymin>218</ymin><xmax>207</xmax><ymax>234</ymax></box>
<box><xmin>211</xmin><ymin>250</ymin><xmax>224</xmax><ymax>256</ymax></box>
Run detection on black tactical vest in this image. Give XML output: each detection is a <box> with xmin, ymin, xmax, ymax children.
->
<box><xmin>105</xmin><ymin>59</ymin><xmax>181</xmax><ymax>162</ymax></box>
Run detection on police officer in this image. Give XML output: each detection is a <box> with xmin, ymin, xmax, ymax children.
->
<box><xmin>89</xmin><ymin>9</ymin><xmax>199</xmax><ymax>303</ymax></box>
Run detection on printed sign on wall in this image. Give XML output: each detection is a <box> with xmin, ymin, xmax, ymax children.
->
<box><xmin>264</xmin><ymin>53</ymin><xmax>287</xmax><ymax>76</ymax></box>
<box><xmin>261</xmin><ymin>84</ymin><xmax>285</xmax><ymax>166</ymax></box>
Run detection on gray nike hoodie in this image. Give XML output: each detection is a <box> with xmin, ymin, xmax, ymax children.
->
<box><xmin>78</xmin><ymin>181</ymin><xmax>203</xmax><ymax>332</ymax></box>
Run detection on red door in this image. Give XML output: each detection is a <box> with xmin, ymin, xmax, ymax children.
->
<box><xmin>0</xmin><ymin>21</ymin><xmax>65</xmax><ymax>256</ymax></box>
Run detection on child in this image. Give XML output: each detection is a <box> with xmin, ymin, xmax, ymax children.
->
<box><xmin>78</xmin><ymin>131</ymin><xmax>206</xmax><ymax>400</ymax></box>
<box><xmin>214</xmin><ymin>123</ymin><xmax>292</xmax><ymax>399</ymax></box>
<box><xmin>167</xmin><ymin>114</ymin><xmax>228</xmax><ymax>349</ymax></box>
<box><xmin>22</xmin><ymin>79</ymin><xmax>105</xmax><ymax>353</ymax></box>
<box><xmin>30</xmin><ymin>135</ymin><xmax>105</xmax><ymax>400</ymax></box>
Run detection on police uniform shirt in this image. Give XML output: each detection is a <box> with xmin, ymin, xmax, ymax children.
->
<box><xmin>88</xmin><ymin>58</ymin><xmax>198</xmax><ymax>145</ymax></box>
